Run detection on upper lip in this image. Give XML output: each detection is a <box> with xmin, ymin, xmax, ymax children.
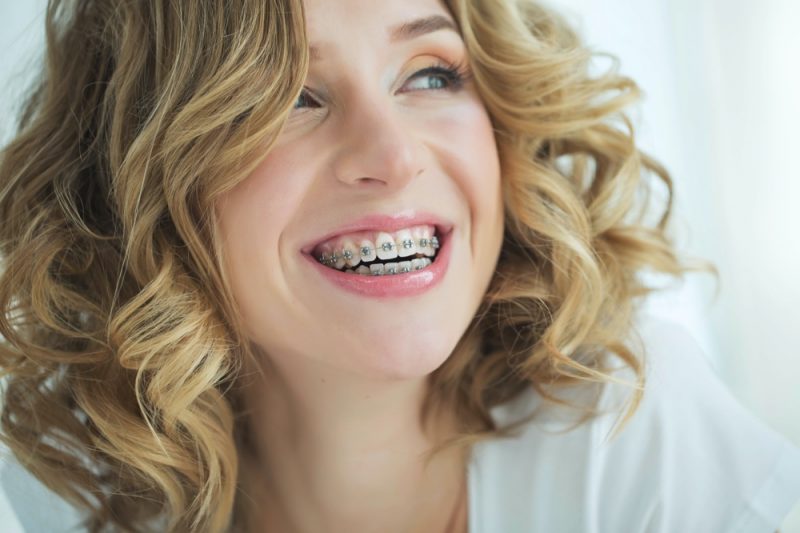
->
<box><xmin>300</xmin><ymin>210</ymin><xmax>454</xmax><ymax>254</ymax></box>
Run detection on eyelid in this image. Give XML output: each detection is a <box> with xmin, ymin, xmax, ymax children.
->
<box><xmin>292</xmin><ymin>85</ymin><xmax>326</xmax><ymax>113</ymax></box>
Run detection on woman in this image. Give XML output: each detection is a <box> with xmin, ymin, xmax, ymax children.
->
<box><xmin>1</xmin><ymin>0</ymin><xmax>798</xmax><ymax>531</ymax></box>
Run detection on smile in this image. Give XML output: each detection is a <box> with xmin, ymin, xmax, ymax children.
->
<box><xmin>314</xmin><ymin>225</ymin><xmax>440</xmax><ymax>276</ymax></box>
<box><xmin>303</xmin><ymin>227</ymin><xmax>453</xmax><ymax>298</ymax></box>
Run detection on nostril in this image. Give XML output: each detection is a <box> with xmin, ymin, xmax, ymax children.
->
<box><xmin>356</xmin><ymin>177</ymin><xmax>385</xmax><ymax>185</ymax></box>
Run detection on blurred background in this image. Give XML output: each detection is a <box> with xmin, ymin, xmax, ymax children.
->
<box><xmin>1</xmin><ymin>0</ymin><xmax>799</xmax><ymax>530</ymax></box>
<box><xmin>548</xmin><ymin>0</ymin><xmax>800</xmax><ymax>529</ymax></box>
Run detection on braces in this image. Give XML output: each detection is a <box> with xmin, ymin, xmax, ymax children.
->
<box><xmin>318</xmin><ymin>236</ymin><xmax>440</xmax><ymax>266</ymax></box>
<box><xmin>371</xmin><ymin>258</ymin><xmax>430</xmax><ymax>276</ymax></box>
<box><xmin>370</xmin><ymin>257</ymin><xmax>433</xmax><ymax>275</ymax></box>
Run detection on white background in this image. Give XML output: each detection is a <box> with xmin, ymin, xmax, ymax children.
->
<box><xmin>1</xmin><ymin>0</ymin><xmax>799</xmax><ymax>530</ymax></box>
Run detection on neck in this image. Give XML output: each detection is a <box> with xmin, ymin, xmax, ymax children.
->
<box><xmin>236</xmin><ymin>351</ymin><xmax>468</xmax><ymax>533</ymax></box>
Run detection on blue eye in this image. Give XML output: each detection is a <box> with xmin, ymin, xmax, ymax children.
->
<box><xmin>292</xmin><ymin>60</ymin><xmax>469</xmax><ymax>111</ymax></box>
<box><xmin>402</xmin><ymin>64</ymin><xmax>467</xmax><ymax>93</ymax></box>
<box><xmin>293</xmin><ymin>89</ymin><xmax>320</xmax><ymax>110</ymax></box>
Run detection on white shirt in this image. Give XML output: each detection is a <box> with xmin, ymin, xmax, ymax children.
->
<box><xmin>2</xmin><ymin>315</ymin><xmax>800</xmax><ymax>532</ymax></box>
<box><xmin>467</xmin><ymin>314</ymin><xmax>800</xmax><ymax>532</ymax></box>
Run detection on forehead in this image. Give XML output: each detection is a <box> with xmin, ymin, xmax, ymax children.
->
<box><xmin>302</xmin><ymin>0</ymin><xmax>455</xmax><ymax>56</ymax></box>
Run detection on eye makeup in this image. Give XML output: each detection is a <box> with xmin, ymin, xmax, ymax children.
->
<box><xmin>292</xmin><ymin>57</ymin><xmax>472</xmax><ymax>110</ymax></box>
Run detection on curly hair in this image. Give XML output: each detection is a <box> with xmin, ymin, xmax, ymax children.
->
<box><xmin>0</xmin><ymin>0</ymin><xmax>711</xmax><ymax>530</ymax></box>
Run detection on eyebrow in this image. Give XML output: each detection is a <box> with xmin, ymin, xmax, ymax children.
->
<box><xmin>389</xmin><ymin>14</ymin><xmax>459</xmax><ymax>43</ymax></box>
<box><xmin>308</xmin><ymin>15</ymin><xmax>459</xmax><ymax>61</ymax></box>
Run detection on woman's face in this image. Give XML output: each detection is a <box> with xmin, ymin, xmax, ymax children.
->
<box><xmin>217</xmin><ymin>0</ymin><xmax>503</xmax><ymax>380</ymax></box>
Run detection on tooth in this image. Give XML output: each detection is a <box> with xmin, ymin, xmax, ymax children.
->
<box><xmin>395</xmin><ymin>229</ymin><xmax>417</xmax><ymax>258</ymax></box>
<box><xmin>356</xmin><ymin>265</ymin><xmax>371</xmax><ymax>275</ymax></box>
<box><xmin>317</xmin><ymin>244</ymin><xmax>334</xmax><ymax>265</ymax></box>
<box><xmin>412</xmin><ymin>226</ymin><xmax>431</xmax><ymax>256</ymax></box>
<box><xmin>384</xmin><ymin>262</ymin><xmax>399</xmax><ymax>275</ymax></box>
<box><xmin>421</xmin><ymin>258</ymin><xmax>432</xmax><ymax>267</ymax></box>
<box><xmin>331</xmin><ymin>250</ymin><xmax>345</xmax><ymax>270</ymax></box>
<box><xmin>375</xmin><ymin>232</ymin><xmax>398</xmax><ymax>260</ymax></box>
<box><xmin>341</xmin><ymin>239</ymin><xmax>360</xmax><ymax>267</ymax></box>
<box><xmin>420</xmin><ymin>235</ymin><xmax>435</xmax><ymax>257</ymax></box>
<box><xmin>370</xmin><ymin>264</ymin><xmax>385</xmax><ymax>276</ymax></box>
<box><xmin>398</xmin><ymin>260</ymin><xmax>412</xmax><ymax>273</ymax></box>
<box><xmin>411</xmin><ymin>258</ymin><xmax>423</xmax><ymax>270</ymax></box>
<box><xmin>359</xmin><ymin>240</ymin><xmax>377</xmax><ymax>262</ymax></box>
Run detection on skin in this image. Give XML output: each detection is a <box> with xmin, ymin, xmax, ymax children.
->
<box><xmin>215</xmin><ymin>0</ymin><xmax>504</xmax><ymax>531</ymax></box>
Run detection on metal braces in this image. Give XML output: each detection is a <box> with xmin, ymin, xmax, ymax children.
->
<box><xmin>318</xmin><ymin>236</ymin><xmax>440</xmax><ymax>266</ymax></box>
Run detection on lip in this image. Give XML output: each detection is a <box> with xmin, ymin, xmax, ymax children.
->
<box><xmin>301</xmin><ymin>227</ymin><xmax>453</xmax><ymax>298</ymax></box>
<box><xmin>300</xmin><ymin>211</ymin><xmax>454</xmax><ymax>254</ymax></box>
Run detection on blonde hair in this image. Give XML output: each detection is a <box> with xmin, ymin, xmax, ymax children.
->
<box><xmin>0</xmin><ymin>0</ymin><xmax>711</xmax><ymax>530</ymax></box>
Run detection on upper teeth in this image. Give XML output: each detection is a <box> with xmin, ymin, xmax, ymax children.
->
<box><xmin>313</xmin><ymin>225</ymin><xmax>440</xmax><ymax>269</ymax></box>
<box><xmin>319</xmin><ymin>236</ymin><xmax>439</xmax><ymax>267</ymax></box>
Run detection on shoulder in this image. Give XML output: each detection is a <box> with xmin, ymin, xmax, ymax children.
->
<box><xmin>469</xmin><ymin>314</ymin><xmax>800</xmax><ymax>533</ymax></box>
<box><xmin>599</xmin><ymin>314</ymin><xmax>800</xmax><ymax>532</ymax></box>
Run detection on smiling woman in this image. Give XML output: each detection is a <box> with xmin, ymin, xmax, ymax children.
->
<box><xmin>0</xmin><ymin>0</ymin><xmax>799</xmax><ymax>532</ymax></box>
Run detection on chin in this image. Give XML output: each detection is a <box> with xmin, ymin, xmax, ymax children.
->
<box><xmin>351</xmin><ymin>327</ymin><xmax>463</xmax><ymax>381</ymax></box>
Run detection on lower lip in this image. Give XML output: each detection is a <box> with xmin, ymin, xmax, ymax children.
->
<box><xmin>301</xmin><ymin>230</ymin><xmax>453</xmax><ymax>298</ymax></box>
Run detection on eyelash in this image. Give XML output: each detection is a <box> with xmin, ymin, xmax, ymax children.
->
<box><xmin>293</xmin><ymin>59</ymin><xmax>470</xmax><ymax>110</ymax></box>
<box><xmin>402</xmin><ymin>59</ymin><xmax>470</xmax><ymax>94</ymax></box>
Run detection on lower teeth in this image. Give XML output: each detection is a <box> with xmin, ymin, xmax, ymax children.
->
<box><xmin>344</xmin><ymin>256</ymin><xmax>434</xmax><ymax>276</ymax></box>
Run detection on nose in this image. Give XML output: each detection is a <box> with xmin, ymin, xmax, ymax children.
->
<box><xmin>331</xmin><ymin>95</ymin><xmax>423</xmax><ymax>191</ymax></box>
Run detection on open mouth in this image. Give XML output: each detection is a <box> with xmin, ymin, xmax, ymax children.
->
<box><xmin>311</xmin><ymin>224</ymin><xmax>442</xmax><ymax>276</ymax></box>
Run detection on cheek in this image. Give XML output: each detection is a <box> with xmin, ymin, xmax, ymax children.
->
<box><xmin>426</xmin><ymin>99</ymin><xmax>504</xmax><ymax>280</ymax></box>
<box><xmin>219</xmin><ymin>137</ymin><xmax>326</xmax><ymax>259</ymax></box>
<box><xmin>215</xmin><ymin>151</ymin><xmax>313</xmax><ymax>326</ymax></box>
<box><xmin>427</xmin><ymin>99</ymin><xmax>502</xmax><ymax>213</ymax></box>
<box><xmin>226</xmin><ymin>156</ymin><xmax>304</xmax><ymax>234</ymax></box>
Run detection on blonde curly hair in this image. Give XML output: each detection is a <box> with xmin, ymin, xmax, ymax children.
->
<box><xmin>0</xmin><ymin>0</ymin><xmax>710</xmax><ymax>530</ymax></box>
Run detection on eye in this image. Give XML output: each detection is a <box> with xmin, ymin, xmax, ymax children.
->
<box><xmin>293</xmin><ymin>88</ymin><xmax>321</xmax><ymax>110</ymax></box>
<box><xmin>400</xmin><ymin>60</ymin><xmax>470</xmax><ymax>94</ymax></box>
